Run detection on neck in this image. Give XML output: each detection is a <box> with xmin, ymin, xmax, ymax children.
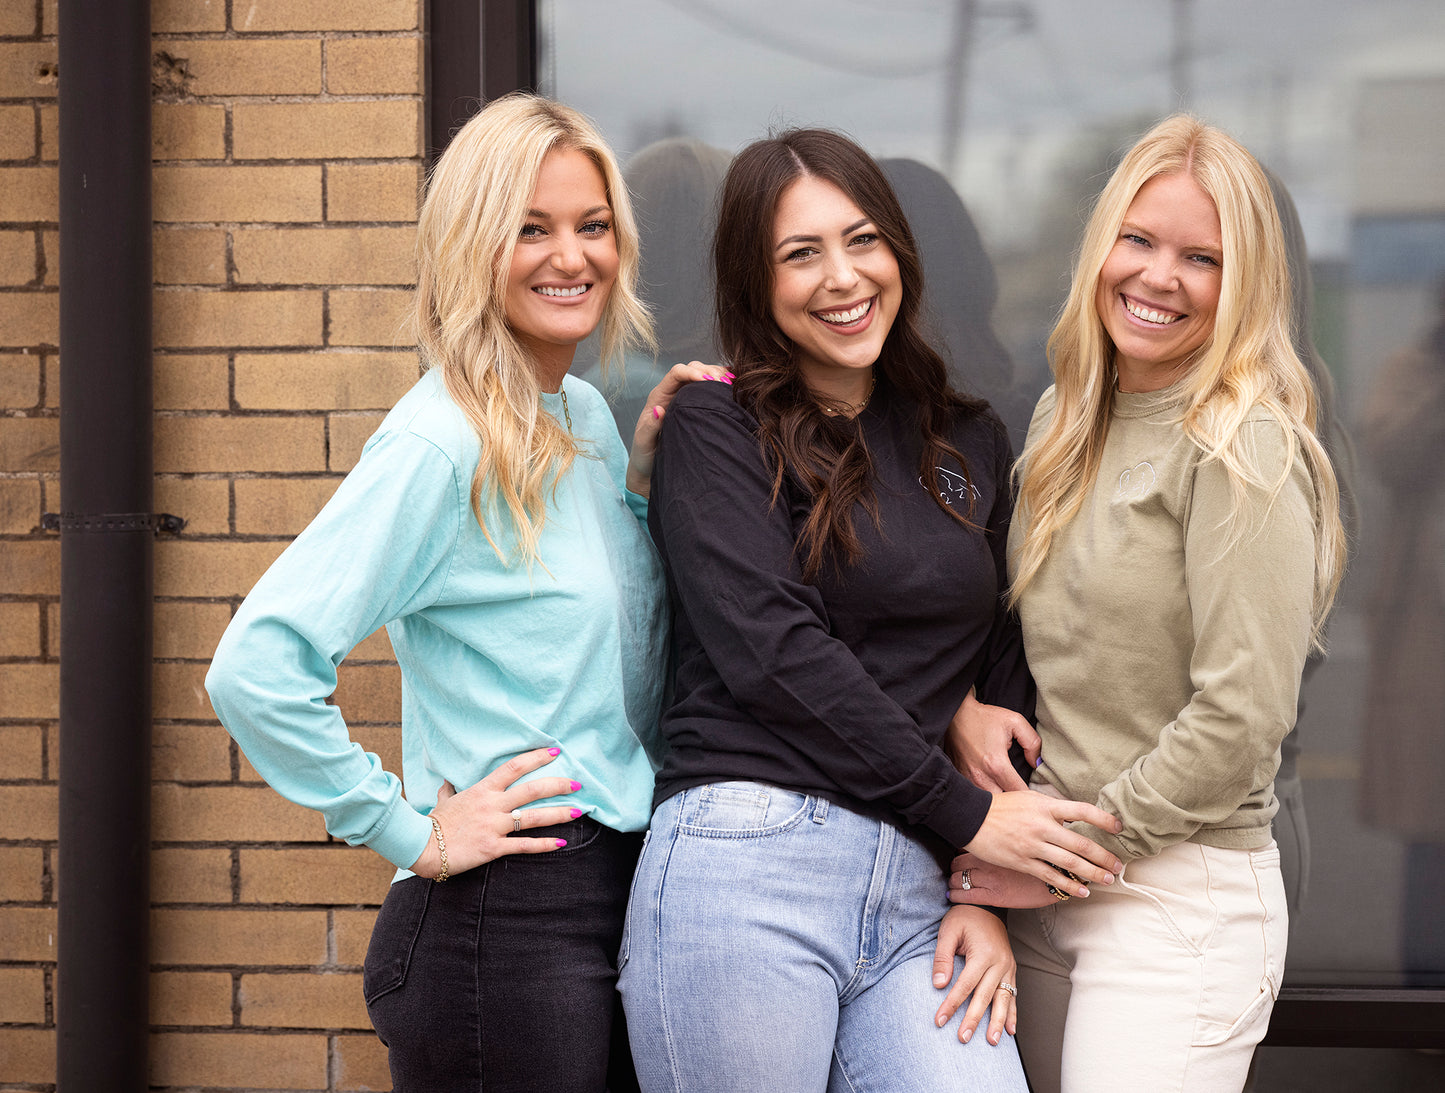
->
<box><xmin>806</xmin><ymin>367</ymin><xmax>875</xmax><ymax>416</ymax></box>
<box><xmin>525</xmin><ymin>342</ymin><xmax>576</xmax><ymax>394</ymax></box>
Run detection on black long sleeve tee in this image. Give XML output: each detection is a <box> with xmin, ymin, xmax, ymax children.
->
<box><xmin>648</xmin><ymin>377</ymin><xmax>1033</xmax><ymax>851</ymax></box>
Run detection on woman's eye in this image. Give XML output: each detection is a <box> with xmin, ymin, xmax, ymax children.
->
<box><xmin>849</xmin><ymin>233</ymin><xmax>878</xmax><ymax>247</ymax></box>
<box><xmin>784</xmin><ymin>246</ymin><xmax>816</xmax><ymax>262</ymax></box>
<box><xmin>519</xmin><ymin>223</ymin><xmax>544</xmax><ymax>239</ymax></box>
<box><xmin>1190</xmin><ymin>253</ymin><xmax>1220</xmax><ymax>267</ymax></box>
<box><xmin>580</xmin><ymin>219</ymin><xmax>612</xmax><ymax>236</ymax></box>
<box><xmin>1123</xmin><ymin>232</ymin><xmax>1148</xmax><ymax>246</ymax></box>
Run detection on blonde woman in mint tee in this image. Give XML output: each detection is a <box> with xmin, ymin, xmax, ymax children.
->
<box><xmin>942</xmin><ymin>116</ymin><xmax>1345</xmax><ymax>1093</ymax></box>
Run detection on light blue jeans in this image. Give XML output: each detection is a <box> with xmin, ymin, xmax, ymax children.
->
<box><xmin>618</xmin><ymin>782</ymin><xmax>1027</xmax><ymax>1092</ymax></box>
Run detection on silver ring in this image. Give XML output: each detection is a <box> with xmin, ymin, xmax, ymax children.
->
<box><xmin>957</xmin><ymin>869</ymin><xmax>972</xmax><ymax>891</ymax></box>
<box><xmin>998</xmin><ymin>982</ymin><xmax>1017</xmax><ymax>998</ymax></box>
<box><xmin>510</xmin><ymin>808</ymin><xmax>523</xmax><ymax>833</ymax></box>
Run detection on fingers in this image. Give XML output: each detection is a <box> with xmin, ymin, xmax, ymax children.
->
<box><xmin>437</xmin><ymin>779</ymin><xmax>457</xmax><ymax>802</ymax></box>
<box><xmin>506</xmin><ymin>802</ymin><xmax>583</xmax><ymax>836</ymax></box>
<box><xmin>1016</xmin><ymin>721</ymin><xmax>1043</xmax><ymax>770</ymax></box>
<box><xmin>480</xmin><ymin>746</ymin><xmax>561</xmax><ymax>791</ymax></box>
<box><xmin>987</xmin><ymin>982</ymin><xmax>1016</xmax><ymax>1044</ymax></box>
<box><xmin>936</xmin><ymin>961</ymin><xmax>983</xmax><ymax>1035</ymax></box>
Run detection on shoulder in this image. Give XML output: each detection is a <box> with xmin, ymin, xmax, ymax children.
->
<box><xmin>369</xmin><ymin>369</ymin><xmax>473</xmax><ymax>468</ymax></box>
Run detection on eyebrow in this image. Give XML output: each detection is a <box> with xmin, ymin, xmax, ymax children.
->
<box><xmin>775</xmin><ymin>217</ymin><xmax>874</xmax><ymax>251</ymax></box>
<box><xmin>525</xmin><ymin>204</ymin><xmax>612</xmax><ymax>220</ymax></box>
<box><xmin>1122</xmin><ymin>221</ymin><xmax>1222</xmax><ymax>252</ymax></box>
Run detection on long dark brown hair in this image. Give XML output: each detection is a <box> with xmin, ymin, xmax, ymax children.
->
<box><xmin>714</xmin><ymin>128</ymin><xmax>988</xmax><ymax>580</ymax></box>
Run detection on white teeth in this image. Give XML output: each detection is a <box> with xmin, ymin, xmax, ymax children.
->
<box><xmin>817</xmin><ymin>299</ymin><xmax>871</xmax><ymax>325</ymax></box>
<box><xmin>535</xmin><ymin>285</ymin><xmax>588</xmax><ymax>298</ymax></box>
<box><xmin>1124</xmin><ymin>298</ymin><xmax>1180</xmax><ymax>325</ymax></box>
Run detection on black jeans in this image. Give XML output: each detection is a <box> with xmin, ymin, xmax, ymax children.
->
<box><xmin>364</xmin><ymin>817</ymin><xmax>644</xmax><ymax>1092</ymax></box>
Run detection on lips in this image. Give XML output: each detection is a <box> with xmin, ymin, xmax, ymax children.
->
<box><xmin>1122</xmin><ymin>295</ymin><xmax>1183</xmax><ymax>325</ymax></box>
<box><xmin>814</xmin><ymin>297</ymin><xmax>874</xmax><ymax>327</ymax></box>
<box><xmin>533</xmin><ymin>284</ymin><xmax>591</xmax><ymax>299</ymax></box>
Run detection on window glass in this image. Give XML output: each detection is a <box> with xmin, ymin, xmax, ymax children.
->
<box><xmin>541</xmin><ymin>0</ymin><xmax>1445</xmax><ymax>993</ymax></box>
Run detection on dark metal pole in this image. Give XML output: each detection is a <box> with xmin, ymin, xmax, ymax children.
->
<box><xmin>56</xmin><ymin>1</ymin><xmax>153</xmax><ymax>1087</ymax></box>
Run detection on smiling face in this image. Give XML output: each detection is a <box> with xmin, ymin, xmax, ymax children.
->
<box><xmin>769</xmin><ymin>174</ymin><xmax>902</xmax><ymax>404</ymax></box>
<box><xmin>504</xmin><ymin>146</ymin><xmax>620</xmax><ymax>388</ymax></box>
<box><xmin>1095</xmin><ymin>171</ymin><xmax>1223</xmax><ymax>393</ymax></box>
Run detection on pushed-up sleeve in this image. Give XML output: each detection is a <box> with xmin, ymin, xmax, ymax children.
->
<box><xmin>1089</xmin><ymin>419</ymin><xmax>1316</xmax><ymax>861</ymax></box>
<box><xmin>652</xmin><ymin>392</ymin><xmax>994</xmax><ymax>848</ymax></box>
<box><xmin>205</xmin><ymin>428</ymin><xmax>465</xmax><ymax>870</ymax></box>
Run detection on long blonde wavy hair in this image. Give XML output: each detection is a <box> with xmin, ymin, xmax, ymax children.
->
<box><xmin>412</xmin><ymin>93</ymin><xmax>654</xmax><ymax>563</ymax></box>
<box><xmin>1010</xmin><ymin>115</ymin><xmax>1345</xmax><ymax>645</ymax></box>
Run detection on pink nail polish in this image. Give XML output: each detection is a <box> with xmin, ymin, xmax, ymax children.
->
<box><xmin>547</xmin><ymin>747</ymin><xmax>561</xmax><ymax>756</ymax></box>
<box><xmin>570</xmin><ymin>780</ymin><xmax>582</xmax><ymax>792</ymax></box>
<box><xmin>652</xmin><ymin>406</ymin><xmax>661</xmax><ymax>419</ymax></box>
<box><xmin>570</xmin><ymin>808</ymin><xmax>583</xmax><ymax>819</ymax></box>
<box><xmin>555</xmin><ymin>838</ymin><xmax>567</xmax><ymax>848</ymax></box>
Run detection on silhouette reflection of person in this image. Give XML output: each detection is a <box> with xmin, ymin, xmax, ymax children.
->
<box><xmin>880</xmin><ymin>159</ymin><xmax>1032</xmax><ymax>448</ymax></box>
<box><xmin>1359</xmin><ymin>279</ymin><xmax>1445</xmax><ymax>983</ymax></box>
<box><xmin>582</xmin><ymin>137</ymin><xmax>731</xmax><ymax>443</ymax></box>
<box><xmin>1262</xmin><ymin>168</ymin><xmax>1359</xmax><ymax>929</ymax></box>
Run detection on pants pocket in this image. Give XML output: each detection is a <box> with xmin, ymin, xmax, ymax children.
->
<box><xmin>363</xmin><ymin>875</ymin><xmax>432</xmax><ymax>1008</ymax></box>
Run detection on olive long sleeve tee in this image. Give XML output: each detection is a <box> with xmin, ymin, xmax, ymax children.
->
<box><xmin>1013</xmin><ymin>383</ymin><xmax>1317</xmax><ymax>863</ymax></box>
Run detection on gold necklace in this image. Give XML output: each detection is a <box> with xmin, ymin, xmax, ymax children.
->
<box><xmin>558</xmin><ymin>387</ymin><xmax>574</xmax><ymax>433</ymax></box>
<box><xmin>818</xmin><ymin>372</ymin><xmax>876</xmax><ymax>418</ymax></box>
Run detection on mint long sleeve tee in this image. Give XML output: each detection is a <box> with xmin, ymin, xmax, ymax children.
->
<box><xmin>205</xmin><ymin>370</ymin><xmax>668</xmax><ymax>876</ymax></box>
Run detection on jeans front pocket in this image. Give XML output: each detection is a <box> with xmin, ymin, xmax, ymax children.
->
<box><xmin>362</xmin><ymin>875</ymin><xmax>432</xmax><ymax>1008</ymax></box>
<box><xmin>678</xmin><ymin>781</ymin><xmax>813</xmax><ymax>839</ymax></box>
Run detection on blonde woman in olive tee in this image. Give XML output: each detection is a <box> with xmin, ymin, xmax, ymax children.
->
<box><xmin>940</xmin><ymin>116</ymin><xmax>1345</xmax><ymax>1093</ymax></box>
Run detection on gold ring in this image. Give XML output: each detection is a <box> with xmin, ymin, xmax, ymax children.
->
<box><xmin>998</xmin><ymin>982</ymin><xmax>1017</xmax><ymax>998</ymax></box>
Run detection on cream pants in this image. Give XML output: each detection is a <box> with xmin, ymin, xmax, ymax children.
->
<box><xmin>1009</xmin><ymin>838</ymin><xmax>1287</xmax><ymax>1093</ymax></box>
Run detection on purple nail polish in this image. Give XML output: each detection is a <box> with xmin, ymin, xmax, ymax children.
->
<box><xmin>570</xmin><ymin>808</ymin><xmax>583</xmax><ymax>819</ymax></box>
<box><xmin>547</xmin><ymin>747</ymin><xmax>561</xmax><ymax>756</ymax></box>
<box><xmin>570</xmin><ymin>780</ymin><xmax>582</xmax><ymax>792</ymax></box>
<box><xmin>1034</xmin><ymin>756</ymin><xmax>1043</xmax><ymax>768</ymax></box>
<box><xmin>555</xmin><ymin>838</ymin><xmax>568</xmax><ymax>848</ymax></box>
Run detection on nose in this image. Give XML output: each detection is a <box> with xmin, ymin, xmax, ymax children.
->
<box><xmin>822</xmin><ymin>250</ymin><xmax>860</xmax><ymax>293</ymax></box>
<box><xmin>1138</xmin><ymin>251</ymin><xmax>1178</xmax><ymax>293</ymax></box>
<box><xmin>550</xmin><ymin>231</ymin><xmax>586</xmax><ymax>277</ymax></box>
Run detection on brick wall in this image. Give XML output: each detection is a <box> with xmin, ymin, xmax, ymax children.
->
<box><xmin>1</xmin><ymin>2</ymin><xmax>426</xmax><ymax>1088</ymax></box>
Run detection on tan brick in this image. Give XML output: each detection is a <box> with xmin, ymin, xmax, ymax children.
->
<box><xmin>151</xmin><ymin>847</ymin><xmax>232</xmax><ymax>905</ymax></box>
<box><xmin>152</xmin><ymin>907</ymin><xmax>328</xmax><ymax>966</ymax></box>
<box><xmin>327</xmin><ymin>161</ymin><xmax>421</xmax><ymax>223</ymax></box>
<box><xmin>335</xmin><ymin>1032</ymin><xmax>391</xmax><ymax>1090</ymax></box>
<box><xmin>0</xmin><ymin>167</ymin><xmax>57</xmax><ymax>221</ymax></box>
<box><xmin>0</xmin><ymin>724</ymin><xmax>44</xmax><ymax>778</ymax></box>
<box><xmin>153</xmin><ymin>0</ymin><xmax>226</xmax><ymax>34</ymax></box>
<box><xmin>0</xmin><ymin>599</ymin><xmax>39</xmax><ymax>656</ymax></box>
<box><xmin>0</xmin><ymin>354</ymin><xmax>41</xmax><ymax>407</ymax></box>
<box><xmin>0</xmin><ymin>229</ymin><xmax>37</xmax><ymax>286</ymax></box>
<box><xmin>234</xmin><ymin>226</ymin><xmax>415</xmax><ymax>286</ymax></box>
<box><xmin>239</xmin><ymin>847</ymin><xmax>392</xmax><ymax>906</ymax></box>
<box><xmin>155</xmin><ymin>165</ymin><xmax>323</xmax><ymax>223</ymax></box>
<box><xmin>0</xmin><ymin>786</ymin><xmax>57</xmax><ymax>840</ymax></box>
<box><xmin>350</xmin><ymin>626</ymin><xmax>393</xmax><ymax>661</ymax></box>
<box><xmin>0</xmin><ymin>846</ymin><xmax>45</xmax><ymax>902</ymax></box>
<box><xmin>152</xmin><ymin>102</ymin><xmax>226</xmax><ymax>161</ymax></box>
<box><xmin>40</xmin><ymin>227</ymin><xmax>56</xmax><ymax>285</ymax></box>
<box><xmin>156</xmin><ymin>415</ymin><xmax>326</xmax><ymax>473</ymax></box>
<box><xmin>332</xmin><ymin>909</ymin><xmax>378</xmax><ymax>967</ymax></box>
<box><xmin>0</xmin><ymin>2</ymin><xmax>38</xmax><ymax>35</ymax></box>
<box><xmin>329</xmin><ymin>412</ymin><xmax>385</xmax><ymax>471</ymax></box>
<box><xmin>236</xmin><ymin>0</ymin><xmax>420</xmax><ymax>32</ymax></box>
<box><xmin>326</xmin><ymin>36</ymin><xmax>422</xmax><ymax>95</ymax></box>
<box><xmin>331</xmin><ymin>662</ymin><xmax>401</xmax><ymax>724</ymax></box>
<box><xmin>151</xmin><ymin>970</ymin><xmax>233</xmax><ymax>1027</ymax></box>
<box><xmin>0</xmin><ymin>43</ymin><xmax>59</xmax><ymax>99</ymax></box>
<box><xmin>241</xmin><ymin>971</ymin><xmax>368</xmax><ymax>1029</ymax></box>
<box><xmin>154</xmin><ymin>476</ymin><xmax>230</xmax><ymax>535</ymax></box>
<box><xmin>0</xmin><ymin>478</ymin><xmax>42</xmax><ymax>533</ymax></box>
<box><xmin>42</xmin><ymin>352</ymin><xmax>57</xmax><ymax>405</ymax></box>
<box><xmin>0</xmin><ymin>415</ymin><xmax>57</xmax><ymax>470</ymax></box>
<box><xmin>155</xmin><ymin>600</ymin><xmax>233</xmax><ymax>660</ymax></box>
<box><xmin>153</xmin><ymin>723</ymin><xmax>232</xmax><ymax>782</ymax></box>
<box><xmin>156</xmin><ymin>37</ymin><xmax>321</xmax><ymax>95</ymax></box>
<box><xmin>0</xmin><ymin>104</ymin><xmax>36</xmax><ymax>160</ymax></box>
<box><xmin>38</xmin><ymin>102</ymin><xmax>56</xmax><ymax>161</ymax></box>
<box><xmin>0</xmin><ymin>665</ymin><xmax>57</xmax><ymax>719</ymax></box>
<box><xmin>44</xmin><ymin>600</ymin><xmax>57</xmax><ymax>656</ymax></box>
<box><xmin>0</xmin><ymin>1029</ymin><xmax>54</xmax><ymax>1085</ymax></box>
<box><xmin>155</xmin><ymin>289</ymin><xmax>322</xmax><ymax>348</ymax></box>
<box><xmin>154</xmin><ymin>540</ymin><xmax>285</xmax><ymax>598</ymax></box>
<box><xmin>234</xmin><ymin>475</ymin><xmax>337</xmax><ymax>535</ymax></box>
<box><xmin>154</xmin><ymin>352</ymin><xmax>229</xmax><ymax>408</ymax></box>
<box><xmin>329</xmin><ymin>288</ymin><xmax>412</xmax><ymax>347</ymax></box>
<box><xmin>234</xmin><ymin>101</ymin><xmax>423</xmax><ymax>160</ymax></box>
<box><xmin>0</xmin><ymin>968</ymin><xmax>46</xmax><ymax>1024</ymax></box>
<box><xmin>236</xmin><ymin>350</ymin><xmax>417</xmax><ymax>410</ymax></box>
<box><xmin>150</xmin><ymin>1030</ymin><xmax>326</xmax><ymax>1089</ymax></box>
<box><xmin>153</xmin><ymin>661</ymin><xmax>218</xmax><ymax>720</ymax></box>
<box><xmin>0</xmin><ymin>541</ymin><xmax>59</xmax><ymax>594</ymax></box>
<box><xmin>0</xmin><ymin>907</ymin><xmax>57</xmax><ymax>961</ymax></box>
<box><xmin>153</xmin><ymin>784</ymin><xmax>326</xmax><ymax>843</ymax></box>
<box><xmin>154</xmin><ymin>230</ymin><xmax>228</xmax><ymax>286</ymax></box>
<box><xmin>0</xmin><ymin>292</ymin><xmax>58</xmax><ymax>348</ymax></box>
